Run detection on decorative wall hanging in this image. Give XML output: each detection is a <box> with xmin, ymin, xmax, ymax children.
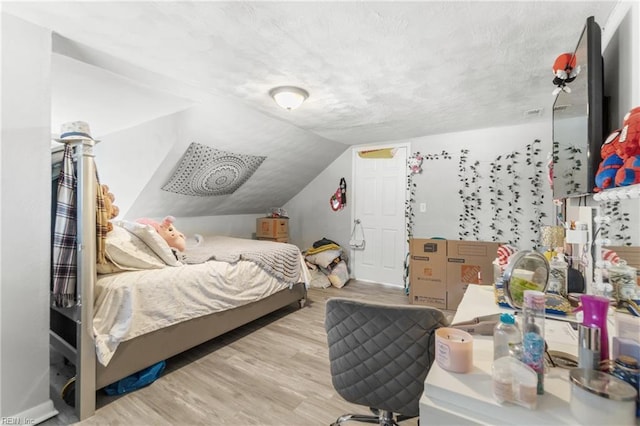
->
<box><xmin>162</xmin><ymin>143</ymin><xmax>265</xmax><ymax>196</ymax></box>
<box><xmin>600</xmin><ymin>200</ymin><xmax>632</xmax><ymax>246</ymax></box>
<box><xmin>526</xmin><ymin>139</ymin><xmax>547</xmax><ymax>250</ymax></box>
<box><xmin>460</xmin><ymin>139</ymin><xmax>547</xmax><ymax>248</ymax></box>
<box><xmin>552</xmin><ymin>141</ymin><xmax>583</xmax><ymax>196</ymax></box>
<box><xmin>458</xmin><ymin>149</ymin><xmax>482</xmax><ymax>240</ymax></box>
<box><xmin>330</xmin><ymin>178</ymin><xmax>347</xmax><ymax>211</ymax></box>
<box><xmin>407</xmin><ymin>153</ymin><xmax>424</xmax><ymax>174</ymax></box>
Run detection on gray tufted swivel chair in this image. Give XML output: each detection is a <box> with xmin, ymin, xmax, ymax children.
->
<box><xmin>325</xmin><ymin>297</ymin><xmax>449</xmax><ymax>426</ymax></box>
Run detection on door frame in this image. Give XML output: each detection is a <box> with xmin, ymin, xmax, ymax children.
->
<box><xmin>350</xmin><ymin>142</ymin><xmax>411</xmax><ymax>285</ymax></box>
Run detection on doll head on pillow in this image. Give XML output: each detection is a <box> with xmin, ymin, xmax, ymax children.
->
<box><xmin>136</xmin><ymin>216</ymin><xmax>186</xmax><ymax>252</ymax></box>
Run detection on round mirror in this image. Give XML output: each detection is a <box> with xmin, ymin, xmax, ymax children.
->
<box><xmin>503</xmin><ymin>250</ymin><xmax>550</xmax><ymax>309</ymax></box>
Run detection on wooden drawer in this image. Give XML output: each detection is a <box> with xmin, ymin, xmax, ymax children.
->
<box><xmin>256</xmin><ymin>218</ymin><xmax>289</xmax><ymax>238</ymax></box>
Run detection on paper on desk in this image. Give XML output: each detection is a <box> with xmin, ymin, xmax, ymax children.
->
<box><xmin>545</xmin><ymin>320</ymin><xmax>578</xmax><ymax>347</ymax></box>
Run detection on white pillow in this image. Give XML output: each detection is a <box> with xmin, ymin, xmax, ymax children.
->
<box><xmin>116</xmin><ymin>220</ymin><xmax>182</xmax><ymax>266</ymax></box>
<box><xmin>305</xmin><ymin>249</ymin><xmax>342</xmax><ymax>268</ymax></box>
<box><xmin>328</xmin><ymin>261</ymin><xmax>350</xmax><ymax>289</ymax></box>
<box><xmin>105</xmin><ymin>225</ymin><xmax>166</xmax><ymax>270</ymax></box>
<box><xmin>308</xmin><ymin>268</ymin><xmax>331</xmax><ymax>289</ymax></box>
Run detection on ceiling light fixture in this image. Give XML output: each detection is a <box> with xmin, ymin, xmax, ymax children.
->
<box><xmin>269</xmin><ymin>86</ymin><xmax>309</xmax><ymax>111</ymax></box>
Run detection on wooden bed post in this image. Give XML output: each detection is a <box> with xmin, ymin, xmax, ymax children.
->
<box><xmin>68</xmin><ymin>139</ymin><xmax>97</xmax><ymax>419</ymax></box>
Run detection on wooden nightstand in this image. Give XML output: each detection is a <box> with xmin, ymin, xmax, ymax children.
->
<box><xmin>256</xmin><ymin>217</ymin><xmax>289</xmax><ymax>243</ymax></box>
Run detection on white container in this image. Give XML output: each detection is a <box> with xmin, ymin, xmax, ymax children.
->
<box><xmin>569</xmin><ymin>369</ymin><xmax>636</xmax><ymax>425</ymax></box>
<box><xmin>492</xmin><ymin>356</ymin><xmax>538</xmax><ymax>409</ymax></box>
<box><xmin>435</xmin><ymin>328</ymin><xmax>473</xmax><ymax>373</ymax></box>
<box><xmin>566</xmin><ymin>229</ymin><xmax>588</xmax><ymax>244</ymax></box>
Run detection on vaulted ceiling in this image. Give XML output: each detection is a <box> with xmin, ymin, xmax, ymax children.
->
<box><xmin>5</xmin><ymin>1</ymin><xmax>619</xmax><ymax>217</ymax></box>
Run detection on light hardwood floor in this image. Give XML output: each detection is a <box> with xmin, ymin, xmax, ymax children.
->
<box><xmin>45</xmin><ymin>281</ymin><xmax>448</xmax><ymax>426</ymax></box>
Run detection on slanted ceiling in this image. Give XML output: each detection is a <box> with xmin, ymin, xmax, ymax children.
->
<box><xmin>6</xmin><ymin>1</ymin><xmax>618</xmax><ymax>217</ymax></box>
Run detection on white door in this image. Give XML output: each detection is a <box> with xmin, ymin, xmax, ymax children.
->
<box><xmin>351</xmin><ymin>145</ymin><xmax>408</xmax><ymax>286</ymax></box>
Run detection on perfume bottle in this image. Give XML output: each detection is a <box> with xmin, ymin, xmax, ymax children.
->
<box><xmin>522</xmin><ymin>290</ymin><xmax>545</xmax><ymax>395</ymax></box>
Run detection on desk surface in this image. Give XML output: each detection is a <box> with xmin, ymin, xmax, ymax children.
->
<box><xmin>420</xmin><ymin>284</ymin><xmax>584</xmax><ymax>425</ymax></box>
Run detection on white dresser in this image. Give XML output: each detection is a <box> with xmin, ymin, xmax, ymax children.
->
<box><xmin>420</xmin><ymin>284</ymin><xmax>595</xmax><ymax>425</ymax></box>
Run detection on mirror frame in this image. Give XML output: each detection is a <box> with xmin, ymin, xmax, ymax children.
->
<box><xmin>503</xmin><ymin>250</ymin><xmax>550</xmax><ymax>309</ymax></box>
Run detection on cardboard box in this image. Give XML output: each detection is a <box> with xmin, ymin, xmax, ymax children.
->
<box><xmin>409</xmin><ymin>239</ymin><xmax>447</xmax><ymax>309</ymax></box>
<box><xmin>256</xmin><ymin>218</ymin><xmax>289</xmax><ymax>238</ymax></box>
<box><xmin>446</xmin><ymin>240</ymin><xmax>502</xmax><ymax>310</ymax></box>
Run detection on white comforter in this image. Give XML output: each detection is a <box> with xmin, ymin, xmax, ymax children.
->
<box><xmin>94</xmin><ymin>255</ymin><xmax>309</xmax><ymax>366</ymax></box>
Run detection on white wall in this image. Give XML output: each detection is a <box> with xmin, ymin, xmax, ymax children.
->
<box><xmin>287</xmin><ymin>121</ymin><xmax>554</xmax><ymax>255</ymax></box>
<box><xmin>0</xmin><ymin>12</ymin><xmax>57</xmax><ymax>423</ymax></box>
<box><xmin>575</xmin><ymin>1</ymin><xmax>640</xmax><ymax>248</ymax></box>
<box><xmin>602</xmin><ymin>1</ymin><xmax>639</xmax><ymax>127</ymax></box>
<box><xmin>169</xmin><ymin>214</ymin><xmax>264</xmax><ymax>240</ymax></box>
<box><xmin>288</xmin><ymin>5</ymin><xmax>640</xmax><ymax>257</ymax></box>
<box><xmin>93</xmin><ymin>113</ymin><xmax>180</xmax><ymax>219</ymax></box>
<box><xmin>285</xmin><ymin>149</ymin><xmax>352</xmax><ymax>251</ymax></box>
<box><xmin>0</xmin><ymin>5</ymin><xmax>635</xmax><ymax>422</ymax></box>
<box><xmin>408</xmin><ymin>122</ymin><xmax>554</xmax><ymax>249</ymax></box>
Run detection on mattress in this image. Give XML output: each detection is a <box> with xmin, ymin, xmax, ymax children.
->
<box><xmin>94</xmin><ymin>255</ymin><xmax>309</xmax><ymax>366</ymax></box>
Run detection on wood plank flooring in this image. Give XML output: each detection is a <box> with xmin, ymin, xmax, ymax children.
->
<box><xmin>44</xmin><ymin>281</ymin><xmax>449</xmax><ymax>426</ymax></box>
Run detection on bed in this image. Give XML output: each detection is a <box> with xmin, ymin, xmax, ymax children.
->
<box><xmin>50</xmin><ymin>140</ymin><xmax>308</xmax><ymax>419</ymax></box>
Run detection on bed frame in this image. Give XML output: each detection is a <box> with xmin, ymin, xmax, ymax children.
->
<box><xmin>49</xmin><ymin>139</ymin><xmax>307</xmax><ymax>420</ymax></box>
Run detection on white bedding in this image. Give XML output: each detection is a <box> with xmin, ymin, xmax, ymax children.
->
<box><xmin>94</xmin><ymin>254</ymin><xmax>309</xmax><ymax>366</ymax></box>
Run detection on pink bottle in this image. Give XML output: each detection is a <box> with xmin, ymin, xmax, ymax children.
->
<box><xmin>578</xmin><ymin>294</ymin><xmax>610</xmax><ymax>363</ymax></box>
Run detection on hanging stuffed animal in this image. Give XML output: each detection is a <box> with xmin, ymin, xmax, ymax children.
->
<box><xmin>408</xmin><ymin>153</ymin><xmax>424</xmax><ymax>174</ymax></box>
<box><xmin>552</xmin><ymin>53</ymin><xmax>580</xmax><ymax>96</ymax></box>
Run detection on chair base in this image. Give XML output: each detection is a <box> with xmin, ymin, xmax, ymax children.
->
<box><xmin>331</xmin><ymin>408</ymin><xmax>416</xmax><ymax>426</ymax></box>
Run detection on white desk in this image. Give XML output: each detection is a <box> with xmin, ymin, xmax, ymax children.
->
<box><xmin>420</xmin><ymin>284</ymin><xmax>584</xmax><ymax>425</ymax></box>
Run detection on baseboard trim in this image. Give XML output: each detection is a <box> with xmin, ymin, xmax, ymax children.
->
<box><xmin>8</xmin><ymin>399</ymin><xmax>58</xmax><ymax>425</ymax></box>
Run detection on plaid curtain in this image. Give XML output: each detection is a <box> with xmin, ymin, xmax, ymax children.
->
<box><xmin>52</xmin><ymin>145</ymin><xmax>77</xmax><ymax>308</ymax></box>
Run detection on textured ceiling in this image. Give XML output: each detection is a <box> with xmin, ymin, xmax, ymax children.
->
<box><xmin>5</xmin><ymin>1</ymin><xmax>621</xmax><ymax>219</ymax></box>
<box><xmin>4</xmin><ymin>1</ymin><xmax>619</xmax><ymax>145</ymax></box>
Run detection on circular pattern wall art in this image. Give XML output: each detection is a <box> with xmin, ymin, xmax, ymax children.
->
<box><xmin>162</xmin><ymin>142</ymin><xmax>266</xmax><ymax>196</ymax></box>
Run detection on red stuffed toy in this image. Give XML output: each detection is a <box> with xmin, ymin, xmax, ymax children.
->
<box><xmin>615</xmin><ymin>156</ymin><xmax>640</xmax><ymax>186</ymax></box>
<box><xmin>594</xmin><ymin>129</ymin><xmax>624</xmax><ymax>191</ymax></box>
<box><xmin>552</xmin><ymin>53</ymin><xmax>579</xmax><ymax>95</ymax></box>
<box><xmin>614</xmin><ymin>107</ymin><xmax>640</xmax><ymax>187</ymax></box>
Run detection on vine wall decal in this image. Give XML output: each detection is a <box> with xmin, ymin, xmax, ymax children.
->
<box><xmin>504</xmin><ymin>151</ymin><xmax>522</xmax><ymax>246</ymax></box>
<box><xmin>405</xmin><ymin>150</ymin><xmax>452</xmax><ymax>243</ymax></box>
<box><xmin>457</xmin><ymin>149</ymin><xmax>470</xmax><ymax>239</ymax></box>
<box><xmin>601</xmin><ymin>200</ymin><xmax>632</xmax><ymax>246</ymax></box>
<box><xmin>404</xmin><ymin>150</ymin><xmax>452</xmax><ymax>293</ymax></box>
<box><xmin>455</xmin><ymin>139</ymin><xmax>549</xmax><ymax>248</ymax></box>
<box><xmin>553</xmin><ymin>141</ymin><xmax>583</xmax><ymax>196</ymax></box>
<box><xmin>488</xmin><ymin>156</ymin><xmax>505</xmax><ymax>240</ymax></box>
<box><xmin>526</xmin><ymin>139</ymin><xmax>547</xmax><ymax>249</ymax></box>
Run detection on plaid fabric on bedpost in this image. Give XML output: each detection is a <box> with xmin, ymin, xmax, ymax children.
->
<box><xmin>96</xmin><ymin>173</ymin><xmax>108</xmax><ymax>265</ymax></box>
<box><xmin>52</xmin><ymin>144</ymin><xmax>77</xmax><ymax>308</ymax></box>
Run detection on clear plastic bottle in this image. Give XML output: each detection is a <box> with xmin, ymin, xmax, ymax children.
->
<box><xmin>522</xmin><ymin>290</ymin><xmax>546</xmax><ymax>395</ymax></box>
<box><xmin>493</xmin><ymin>313</ymin><xmax>522</xmax><ymax>361</ymax></box>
